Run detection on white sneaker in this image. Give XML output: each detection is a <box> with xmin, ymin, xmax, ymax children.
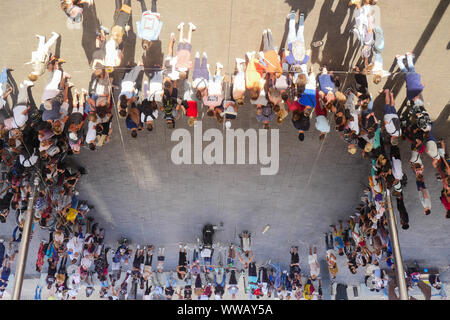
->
<box><xmin>216</xmin><ymin>62</ymin><xmax>223</xmax><ymax>69</ymax></box>
<box><xmin>188</xmin><ymin>22</ymin><xmax>197</xmax><ymax>31</ymax></box>
<box><xmin>177</xmin><ymin>22</ymin><xmax>184</xmax><ymax>31</ymax></box>
<box><xmin>51</xmin><ymin>31</ymin><xmax>60</xmax><ymax>38</ymax></box>
<box><xmin>236</xmin><ymin>58</ymin><xmax>245</xmax><ymax>64</ymax></box>
<box><xmin>23</xmin><ymin>80</ymin><xmax>34</xmax><ymax>87</ymax></box>
<box><xmin>195</xmin><ymin>51</ymin><xmax>200</xmax><ymax>58</ymax></box>
<box><xmin>287</xmin><ymin>11</ymin><xmax>295</xmax><ymax>20</ymax></box>
<box><xmin>170</xmin><ymin>32</ymin><xmax>175</xmax><ymax>39</ymax></box>
<box><xmin>267</xmin><ymin>28</ymin><xmax>272</xmax><ymax>34</ymax></box>
<box><xmin>202</xmin><ymin>52</ymin><xmax>207</xmax><ymax>58</ymax></box>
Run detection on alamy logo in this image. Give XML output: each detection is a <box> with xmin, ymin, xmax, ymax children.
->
<box><xmin>171</xmin><ymin>121</ymin><xmax>279</xmax><ymax>175</ymax></box>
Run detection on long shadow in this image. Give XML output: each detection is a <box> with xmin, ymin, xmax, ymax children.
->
<box><xmin>432</xmin><ymin>102</ymin><xmax>450</xmax><ymax>141</ymax></box>
<box><xmin>310</xmin><ymin>0</ymin><xmax>356</xmax><ymax>69</ymax></box>
<box><xmin>373</xmin><ymin>0</ymin><xmax>449</xmax><ymax>119</ymax></box>
<box><xmin>7</xmin><ymin>69</ymin><xmax>18</xmax><ymax>107</ymax></box>
<box><xmin>0</xmin><ymin>70</ymin><xmax>19</xmax><ymax>122</ymax></box>
<box><xmin>143</xmin><ymin>40</ymin><xmax>163</xmax><ymax>79</ymax></box>
<box><xmin>54</xmin><ymin>36</ymin><xmax>62</xmax><ymax>60</ymax></box>
<box><xmin>279</xmin><ymin>0</ymin><xmax>316</xmax><ymax>54</ymax></box>
<box><xmin>122</xmin><ymin>15</ymin><xmax>137</xmax><ymax>68</ymax></box>
<box><xmin>81</xmin><ymin>2</ymin><xmax>101</xmax><ymax>64</ymax></box>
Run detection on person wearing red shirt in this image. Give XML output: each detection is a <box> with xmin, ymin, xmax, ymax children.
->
<box><xmin>183</xmin><ymin>99</ymin><xmax>198</xmax><ymax>127</ymax></box>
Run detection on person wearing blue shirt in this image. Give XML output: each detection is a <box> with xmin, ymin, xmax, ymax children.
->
<box><xmin>136</xmin><ymin>0</ymin><xmax>163</xmax><ymax>43</ymax></box>
<box><xmin>0</xmin><ymin>258</ymin><xmax>11</xmax><ymax>298</ymax></box>
<box><xmin>396</xmin><ymin>52</ymin><xmax>424</xmax><ymax>101</ymax></box>
<box><xmin>285</xmin><ymin>11</ymin><xmax>309</xmax><ymax>68</ymax></box>
<box><xmin>332</xmin><ymin>221</ymin><xmax>345</xmax><ymax>256</ymax></box>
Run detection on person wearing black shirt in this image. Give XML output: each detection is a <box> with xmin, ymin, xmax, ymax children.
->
<box><xmin>213</xmin><ymin>272</ymin><xmax>226</xmax><ymax>298</ymax></box>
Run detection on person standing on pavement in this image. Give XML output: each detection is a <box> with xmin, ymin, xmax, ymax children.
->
<box><xmin>396</xmin><ymin>52</ymin><xmax>424</xmax><ymax>102</ymax></box>
<box><xmin>308</xmin><ymin>246</ymin><xmax>320</xmax><ymax>280</ymax></box>
<box><xmin>118</xmin><ymin>64</ymin><xmax>144</xmax><ymax>118</ymax></box>
<box><xmin>26</xmin><ymin>32</ymin><xmax>60</xmax><ymax>81</ymax></box>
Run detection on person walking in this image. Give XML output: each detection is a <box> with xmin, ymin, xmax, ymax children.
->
<box><xmin>396</xmin><ymin>52</ymin><xmax>424</xmax><ymax>102</ymax></box>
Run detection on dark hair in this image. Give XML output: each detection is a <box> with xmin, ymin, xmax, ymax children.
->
<box><xmin>339</xmin><ymin>251</ymin><xmax>344</xmax><ymax>256</ymax></box>
<box><xmin>292</xmin><ymin>110</ymin><xmax>301</xmax><ymax>121</ymax></box>
<box><xmin>425</xmin><ymin>209</ymin><xmax>431</xmax><ymax>215</ymax></box>
<box><xmin>250</xmin><ymin>87</ymin><xmax>260</xmax><ymax>100</ymax></box>
<box><xmin>149</xmin><ymin>101</ymin><xmax>158</xmax><ymax>111</ymax></box>
<box><xmin>281</xmin><ymin>91</ymin><xmax>289</xmax><ymax>102</ymax></box>
<box><xmin>95</xmin><ymin>124</ymin><xmax>103</xmax><ymax>134</ymax></box>
<box><xmin>119</xmin><ymin>109</ymin><xmax>127</xmax><ymax>118</ymax></box>
<box><xmin>195</xmin><ymin>90</ymin><xmax>202</xmax><ymax>101</ymax></box>
<box><xmin>273</xmin><ymin>104</ymin><xmax>280</xmax><ymax>113</ymax></box>
<box><xmin>164</xmin><ymin>81</ymin><xmax>172</xmax><ymax>90</ymax></box>
<box><xmin>89</xmin><ymin>143</ymin><xmax>96</xmax><ymax>151</ymax></box>
<box><xmin>11</xmin><ymin>201</ymin><xmax>19</xmax><ymax>210</ymax></box>
<box><xmin>401</xmin><ymin>223</ymin><xmax>409</xmax><ymax>230</ymax></box>
<box><xmin>298</xmin><ymin>132</ymin><xmax>305</xmax><ymax>141</ymax></box>
<box><xmin>147</xmin><ymin>123</ymin><xmax>153</xmax><ymax>131</ymax></box>
<box><xmin>119</xmin><ymin>95</ymin><xmax>127</xmax><ymax>108</ymax></box>
<box><xmin>131</xmin><ymin>130</ymin><xmax>137</xmax><ymax>138</ymax></box>
<box><xmin>206</xmin><ymin>109</ymin><xmax>214</xmax><ymax>117</ymax></box>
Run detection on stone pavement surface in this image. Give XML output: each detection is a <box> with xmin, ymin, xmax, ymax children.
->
<box><xmin>0</xmin><ymin>0</ymin><xmax>449</xmax><ymax>296</ymax></box>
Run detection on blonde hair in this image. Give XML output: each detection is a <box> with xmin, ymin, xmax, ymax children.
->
<box><xmin>348</xmin><ymin>144</ymin><xmax>357</xmax><ymax>154</ymax></box>
<box><xmin>373</xmin><ymin>74</ymin><xmax>382</xmax><ymax>84</ymax></box>
<box><xmin>28</xmin><ymin>73</ymin><xmax>39</xmax><ymax>82</ymax></box>
<box><xmin>179</xmin><ymin>71</ymin><xmax>187</xmax><ymax>80</ymax></box>
<box><xmin>88</xmin><ymin>113</ymin><xmax>98</xmax><ymax>122</ymax></box>
<box><xmin>188</xmin><ymin>117</ymin><xmax>196</xmax><ymax>127</ymax></box>
<box><xmin>296</xmin><ymin>73</ymin><xmax>307</xmax><ymax>87</ymax></box>
<box><xmin>235</xmin><ymin>97</ymin><xmax>245</xmax><ymax>105</ymax></box>
<box><xmin>335</xmin><ymin>91</ymin><xmax>347</xmax><ymax>105</ymax></box>
<box><xmin>111</xmin><ymin>25</ymin><xmax>124</xmax><ymax>43</ymax></box>
<box><xmin>250</xmin><ymin>87</ymin><xmax>260</xmax><ymax>100</ymax></box>
<box><xmin>364</xmin><ymin>142</ymin><xmax>373</xmax><ymax>153</ymax></box>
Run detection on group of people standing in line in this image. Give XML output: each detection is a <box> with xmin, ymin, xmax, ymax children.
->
<box><xmin>0</xmin><ymin>0</ymin><xmax>447</xmax><ymax>299</ymax></box>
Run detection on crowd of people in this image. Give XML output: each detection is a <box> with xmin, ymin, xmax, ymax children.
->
<box><xmin>0</xmin><ymin>0</ymin><xmax>448</xmax><ymax>300</ymax></box>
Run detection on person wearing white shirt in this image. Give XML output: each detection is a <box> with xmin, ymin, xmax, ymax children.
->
<box><xmin>118</xmin><ymin>64</ymin><xmax>144</xmax><ymax>117</ymax></box>
<box><xmin>66</xmin><ymin>235</ymin><xmax>84</xmax><ymax>263</ymax></box>
<box><xmin>232</xmin><ymin>58</ymin><xmax>246</xmax><ymax>105</ymax></box>
<box><xmin>26</xmin><ymin>32</ymin><xmax>60</xmax><ymax>81</ymax></box>
<box><xmin>140</xmin><ymin>80</ymin><xmax>160</xmax><ymax>131</ymax></box>
<box><xmin>383</xmin><ymin>89</ymin><xmax>401</xmax><ymax>146</ymax></box>
<box><xmin>4</xmin><ymin>80</ymin><xmax>33</xmax><ymax>130</ymax></box>
<box><xmin>308</xmin><ymin>246</ymin><xmax>320</xmax><ymax>280</ymax></box>
<box><xmin>250</xmin><ymin>78</ymin><xmax>268</xmax><ymax>106</ymax></box>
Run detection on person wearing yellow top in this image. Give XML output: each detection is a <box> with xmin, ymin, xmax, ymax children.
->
<box><xmin>245</xmin><ymin>51</ymin><xmax>264</xmax><ymax>100</ymax></box>
<box><xmin>261</xmin><ymin>29</ymin><xmax>282</xmax><ymax>75</ymax></box>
